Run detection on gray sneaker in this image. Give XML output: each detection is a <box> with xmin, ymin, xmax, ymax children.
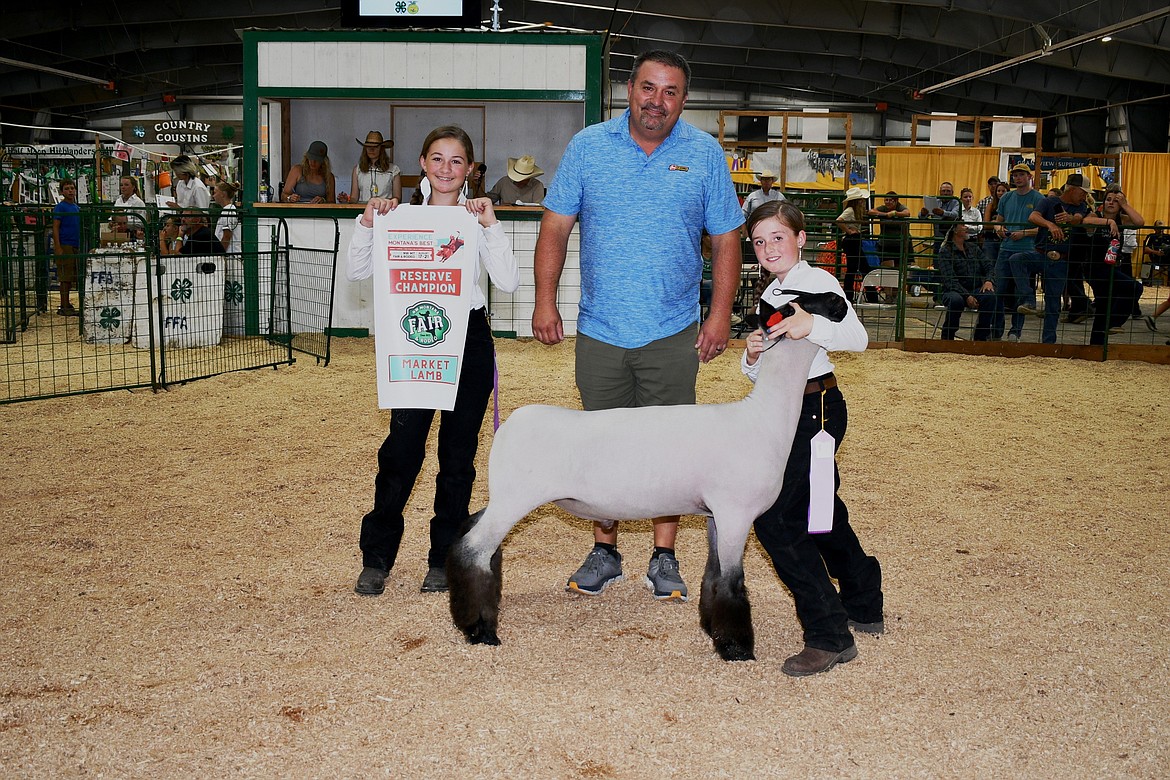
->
<box><xmin>645</xmin><ymin>551</ymin><xmax>688</xmax><ymax>602</ymax></box>
<box><xmin>566</xmin><ymin>547</ymin><xmax>623</xmax><ymax>595</ymax></box>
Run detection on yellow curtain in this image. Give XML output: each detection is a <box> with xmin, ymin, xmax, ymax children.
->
<box><xmin>1049</xmin><ymin>165</ymin><xmax>1108</xmax><ymax>192</ymax></box>
<box><xmin>1121</xmin><ymin>152</ymin><xmax>1170</xmax><ymax>227</ymax></box>
<box><xmin>872</xmin><ymin>146</ymin><xmax>1001</xmax><ymax>239</ymax></box>
<box><xmin>784</xmin><ymin>172</ymin><xmax>853</xmax><ymax>191</ymax></box>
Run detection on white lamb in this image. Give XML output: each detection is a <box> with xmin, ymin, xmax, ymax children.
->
<box><xmin>447</xmin><ymin>330</ymin><xmax>822</xmax><ymax>661</ymax></box>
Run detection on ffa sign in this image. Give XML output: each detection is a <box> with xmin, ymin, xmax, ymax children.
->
<box><xmin>121</xmin><ymin>120</ymin><xmax>244</xmax><ymax>146</ymax></box>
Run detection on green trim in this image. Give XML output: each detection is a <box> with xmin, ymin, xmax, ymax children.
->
<box><xmin>244</xmin><ymin>30</ymin><xmax>599</xmax><ymax>46</ymax></box>
<box><xmin>242</xmin><ymin>36</ymin><xmax>261</xmax><ymax>336</ymax></box>
<box><xmin>491</xmin><ymin>331</ymin><xmax>519</xmax><ymax>339</ymax></box>
<box><xmin>326</xmin><ymin>327</ymin><xmax>369</xmax><ymax>338</ymax></box>
<box><xmin>254</xmin><ymin>88</ymin><xmax>587</xmax><ymax>102</ymax></box>
<box><xmin>585</xmin><ymin>38</ymin><xmax>605</xmax><ymax>125</ymax></box>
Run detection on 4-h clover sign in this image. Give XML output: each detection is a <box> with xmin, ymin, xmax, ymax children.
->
<box><xmin>99</xmin><ymin>306</ymin><xmax>122</xmax><ymax>331</ymax></box>
<box><xmin>170</xmin><ymin>277</ymin><xmax>194</xmax><ymax>302</ymax></box>
<box><xmin>224</xmin><ymin>280</ymin><xmax>244</xmax><ymax>304</ymax></box>
<box><xmin>401</xmin><ymin>301</ymin><xmax>450</xmax><ymax>347</ymax></box>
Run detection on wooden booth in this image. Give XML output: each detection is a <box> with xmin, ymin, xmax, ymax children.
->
<box><xmin>241</xmin><ymin>30</ymin><xmax>604</xmax><ymax>337</ymax></box>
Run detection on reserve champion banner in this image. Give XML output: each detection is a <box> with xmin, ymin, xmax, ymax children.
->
<box><xmin>372</xmin><ymin>205</ymin><xmax>478</xmax><ymax>410</ymax></box>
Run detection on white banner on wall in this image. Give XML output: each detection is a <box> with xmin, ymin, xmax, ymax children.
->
<box><xmin>371</xmin><ymin>205</ymin><xmax>478</xmax><ymax>411</ymax></box>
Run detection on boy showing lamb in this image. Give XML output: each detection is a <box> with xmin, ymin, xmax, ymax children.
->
<box><xmin>742</xmin><ymin>200</ymin><xmax>884</xmax><ymax>676</ymax></box>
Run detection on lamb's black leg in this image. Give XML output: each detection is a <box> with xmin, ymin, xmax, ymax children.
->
<box><xmin>447</xmin><ymin>510</ymin><xmax>504</xmax><ymax>646</ymax></box>
<box><xmin>698</xmin><ymin>527</ymin><xmax>721</xmax><ymax>638</ymax></box>
<box><xmin>702</xmin><ymin>568</ymin><xmax>755</xmax><ymax>662</ymax></box>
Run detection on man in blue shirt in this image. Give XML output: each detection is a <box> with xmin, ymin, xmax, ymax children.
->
<box><xmin>533</xmin><ymin>50</ymin><xmax>743</xmax><ymax>602</ymax></box>
<box><xmin>918</xmin><ymin>180</ymin><xmax>961</xmax><ymax>255</ymax></box>
<box><xmin>52</xmin><ymin>178</ymin><xmax>82</xmax><ymax>316</ymax></box>
<box><xmin>992</xmin><ymin>163</ymin><xmax>1043</xmax><ymax>341</ymax></box>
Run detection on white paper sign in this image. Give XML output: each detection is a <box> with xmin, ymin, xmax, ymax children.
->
<box><xmin>371</xmin><ymin>205</ymin><xmax>479</xmax><ymax>411</ymax></box>
<box><xmin>808</xmin><ymin>429</ymin><xmax>836</xmax><ymax>533</ymax></box>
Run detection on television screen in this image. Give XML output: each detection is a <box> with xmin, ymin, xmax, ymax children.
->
<box><xmin>340</xmin><ymin>0</ymin><xmax>481</xmax><ymax>29</ymax></box>
<box><xmin>737</xmin><ymin>115</ymin><xmax>768</xmax><ymax>144</ymax></box>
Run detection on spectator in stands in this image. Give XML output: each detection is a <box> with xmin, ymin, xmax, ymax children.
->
<box><xmin>113</xmin><ymin>175</ymin><xmax>145</xmax><ymax>210</ymax></box>
<box><xmin>836</xmin><ymin>187</ymin><xmax>870</xmax><ymax>295</ymax></box>
<box><xmin>1099</xmin><ymin>184</ymin><xmax>1146</xmax><ymax>319</ymax></box>
<box><xmin>52</xmin><ymin>178</ymin><xmax>81</xmax><ymax>316</ymax></box>
<box><xmin>1142</xmin><ymin>219</ymin><xmax>1169</xmax><ymax>289</ymax></box>
<box><xmin>992</xmin><ymin>163</ymin><xmax>1042</xmax><ymax>342</ymax></box>
<box><xmin>344</xmin><ymin>131</ymin><xmax>401</xmax><ymax>203</ymax></box>
<box><xmin>468</xmin><ymin>163</ymin><xmax>490</xmax><ymax>199</ymax></box>
<box><xmin>167</xmin><ymin>155</ymin><xmax>210</xmax><ymax>210</ymax></box>
<box><xmin>179</xmin><ymin>209</ymin><xmax>224</xmax><ymax>255</ymax></box>
<box><xmin>1144</xmin><ymin>224</ymin><xmax>1170</xmax><ymax>330</ymax></box>
<box><xmin>959</xmin><ymin>187</ymin><xmax>983</xmax><ymax>236</ymax></box>
<box><xmin>1012</xmin><ymin>173</ymin><xmax>1095</xmax><ymax>343</ymax></box>
<box><xmin>919</xmin><ymin>180</ymin><xmax>961</xmax><ymax>254</ymax></box>
<box><xmin>867</xmin><ymin>191</ymin><xmax>910</xmax><ymax>267</ymax></box>
<box><xmin>981</xmin><ymin>181</ymin><xmax>1008</xmax><ymax>262</ymax></box>
<box><xmin>283</xmin><ymin>141</ymin><xmax>335</xmax><ymax>204</ymax></box>
<box><xmin>975</xmin><ymin>176</ymin><xmax>999</xmax><ymax>219</ymax></box>
<box><xmin>109</xmin><ymin>176</ymin><xmax>146</xmax><ymax>240</ymax></box>
<box><xmin>741</xmin><ymin>168</ymin><xmax>785</xmax><ymax>220</ymax></box>
<box><xmin>488</xmin><ymin>155</ymin><xmax>546</xmax><ymax>205</ymax></box>
<box><xmin>212</xmin><ymin>181</ymin><xmax>240</xmax><ymax>254</ymax></box>
<box><xmin>159</xmin><ymin>215</ymin><xmax>183</xmax><ymax>256</ymax></box>
<box><xmin>1083</xmin><ymin>189</ymin><xmax>1144</xmax><ymax>342</ymax></box>
<box><xmin>936</xmin><ymin>223</ymin><xmax>999</xmax><ymax>340</ymax></box>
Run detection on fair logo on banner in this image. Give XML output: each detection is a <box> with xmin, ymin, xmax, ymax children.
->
<box><xmin>371</xmin><ymin>205</ymin><xmax>479</xmax><ymax>410</ymax></box>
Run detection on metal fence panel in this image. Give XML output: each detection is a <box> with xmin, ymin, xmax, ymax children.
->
<box><xmin>1</xmin><ymin>205</ymin><xmax>337</xmax><ymax>404</ymax></box>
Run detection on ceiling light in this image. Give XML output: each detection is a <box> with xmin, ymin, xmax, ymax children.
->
<box><xmin>1101</xmin><ymin>36</ymin><xmax>1113</xmax><ymax>42</ymax></box>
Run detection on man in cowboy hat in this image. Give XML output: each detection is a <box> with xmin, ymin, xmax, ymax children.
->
<box><xmin>740</xmin><ymin>168</ymin><xmax>785</xmax><ymax>220</ymax></box>
<box><xmin>487</xmin><ymin>155</ymin><xmax>546</xmax><ymax>205</ymax></box>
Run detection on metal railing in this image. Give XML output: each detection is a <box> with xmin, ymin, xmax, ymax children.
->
<box><xmin>0</xmin><ymin>204</ymin><xmax>338</xmax><ymax>403</ymax></box>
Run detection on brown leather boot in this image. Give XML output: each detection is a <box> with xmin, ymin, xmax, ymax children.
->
<box><xmin>781</xmin><ymin>644</ymin><xmax>858</xmax><ymax>677</ymax></box>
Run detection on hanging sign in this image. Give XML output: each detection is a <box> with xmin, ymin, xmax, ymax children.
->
<box><xmin>120</xmin><ymin>120</ymin><xmax>243</xmax><ymax>145</ymax></box>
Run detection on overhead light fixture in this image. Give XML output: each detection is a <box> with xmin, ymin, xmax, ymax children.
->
<box><xmin>1101</xmin><ymin>36</ymin><xmax>1113</xmax><ymax>42</ymax></box>
<box><xmin>918</xmin><ymin>8</ymin><xmax>1170</xmax><ymax>95</ymax></box>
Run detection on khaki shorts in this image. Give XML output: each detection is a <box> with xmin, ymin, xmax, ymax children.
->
<box><xmin>575</xmin><ymin>324</ymin><xmax>699</xmax><ymax>411</ymax></box>
<box><xmin>55</xmin><ymin>245</ymin><xmax>79</xmax><ymax>283</ymax></box>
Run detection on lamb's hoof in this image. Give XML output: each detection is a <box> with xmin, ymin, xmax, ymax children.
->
<box><xmin>464</xmin><ymin>621</ymin><xmax>500</xmax><ymax>646</ymax></box>
<box><xmin>715</xmin><ymin>639</ymin><xmax>756</xmax><ymax>662</ymax></box>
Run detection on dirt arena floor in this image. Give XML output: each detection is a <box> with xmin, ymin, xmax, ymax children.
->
<box><xmin>2</xmin><ymin>336</ymin><xmax>1167</xmax><ymax>778</ymax></box>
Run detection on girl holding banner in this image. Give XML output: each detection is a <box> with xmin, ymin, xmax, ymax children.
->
<box><xmin>347</xmin><ymin>125</ymin><xmax>519</xmax><ymax>597</ymax></box>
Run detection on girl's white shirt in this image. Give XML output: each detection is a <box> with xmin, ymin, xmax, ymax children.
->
<box><xmin>346</xmin><ymin>187</ymin><xmax>519</xmax><ymax>310</ymax></box>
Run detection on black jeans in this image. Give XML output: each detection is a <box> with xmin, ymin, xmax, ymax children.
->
<box><xmin>1065</xmin><ymin>233</ymin><xmax>1092</xmax><ymax>316</ymax></box>
<box><xmin>840</xmin><ymin>233</ymin><xmax>865</xmax><ymax>295</ymax></box>
<box><xmin>359</xmin><ymin>308</ymin><xmax>496</xmax><ymax>571</ymax></box>
<box><xmin>753</xmin><ymin>386</ymin><xmax>883</xmax><ymax>652</ymax></box>
<box><xmin>1085</xmin><ymin>235</ymin><xmax>1143</xmax><ymax>345</ymax></box>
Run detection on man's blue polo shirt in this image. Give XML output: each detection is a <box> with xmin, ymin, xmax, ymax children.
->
<box><xmin>544</xmin><ymin>109</ymin><xmax>743</xmax><ymax>348</ymax></box>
